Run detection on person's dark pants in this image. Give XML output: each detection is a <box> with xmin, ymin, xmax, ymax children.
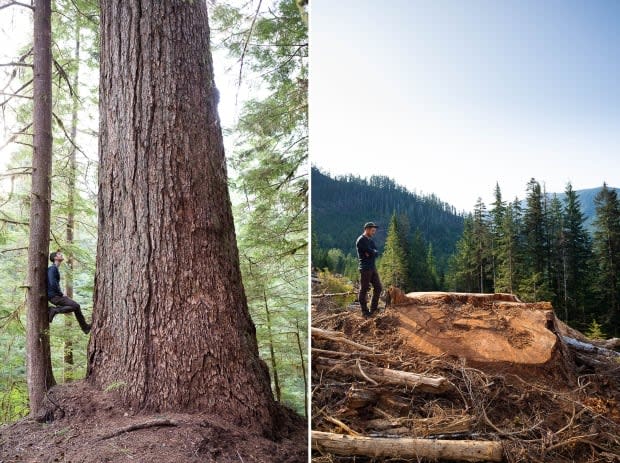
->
<box><xmin>49</xmin><ymin>295</ymin><xmax>90</xmax><ymax>333</ymax></box>
<box><xmin>359</xmin><ymin>269</ymin><xmax>382</xmax><ymax>312</ymax></box>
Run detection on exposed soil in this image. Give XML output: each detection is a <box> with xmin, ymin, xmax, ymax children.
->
<box><xmin>311</xmin><ymin>289</ymin><xmax>620</xmax><ymax>463</ymax></box>
<box><xmin>0</xmin><ymin>381</ymin><xmax>307</xmax><ymax>463</ymax></box>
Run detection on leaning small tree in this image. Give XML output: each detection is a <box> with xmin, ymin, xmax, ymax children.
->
<box><xmin>87</xmin><ymin>1</ymin><xmax>278</xmax><ymax>436</ymax></box>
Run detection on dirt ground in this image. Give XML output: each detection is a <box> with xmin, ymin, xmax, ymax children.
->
<box><xmin>311</xmin><ymin>291</ymin><xmax>620</xmax><ymax>463</ymax></box>
<box><xmin>0</xmin><ymin>381</ymin><xmax>307</xmax><ymax>463</ymax></box>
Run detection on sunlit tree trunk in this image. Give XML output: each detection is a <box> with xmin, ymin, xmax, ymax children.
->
<box><xmin>87</xmin><ymin>0</ymin><xmax>277</xmax><ymax>436</ymax></box>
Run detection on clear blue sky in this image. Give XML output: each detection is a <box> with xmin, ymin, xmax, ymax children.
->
<box><xmin>310</xmin><ymin>0</ymin><xmax>620</xmax><ymax>212</ymax></box>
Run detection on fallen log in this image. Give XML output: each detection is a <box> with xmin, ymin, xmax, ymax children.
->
<box><xmin>312</xmin><ymin>431</ymin><xmax>503</xmax><ymax>462</ymax></box>
<box><xmin>311</xmin><ymin>327</ymin><xmax>377</xmax><ymax>353</ymax></box>
<box><xmin>314</xmin><ymin>357</ymin><xmax>451</xmax><ymax>393</ymax></box>
<box><xmin>562</xmin><ymin>336</ymin><xmax>620</xmax><ymax>358</ymax></box>
<box><xmin>597</xmin><ymin>337</ymin><xmax>620</xmax><ymax>349</ymax></box>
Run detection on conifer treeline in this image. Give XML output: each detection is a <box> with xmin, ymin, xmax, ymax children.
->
<box><xmin>448</xmin><ymin>179</ymin><xmax>620</xmax><ymax>336</ymax></box>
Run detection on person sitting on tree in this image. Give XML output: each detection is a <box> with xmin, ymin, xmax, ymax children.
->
<box><xmin>47</xmin><ymin>251</ymin><xmax>91</xmax><ymax>334</ymax></box>
<box><xmin>356</xmin><ymin>222</ymin><xmax>383</xmax><ymax>318</ymax></box>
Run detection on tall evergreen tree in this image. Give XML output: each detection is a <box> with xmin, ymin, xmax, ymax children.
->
<box><xmin>489</xmin><ymin>183</ymin><xmax>506</xmax><ymax>289</ymax></box>
<box><xmin>449</xmin><ymin>216</ymin><xmax>477</xmax><ymax>292</ymax></box>
<box><xmin>562</xmin><ymin>183</ymin><xmax>592</xmax><ymax>325</ymax></box>
<box><xmin>495</xmin><ymin>198</ymin><xmax>523</xmax><ymax>294</ymax></box>
<box><xmin>409</xmin><ymin>228</ymin><xmax>435</xmax><ymax>290</ymax></box>
<box><xmin>472</xmin><ymin>198</ymin><xmax>492</xmax><ymax>293</ymax></box>
<box><xmin>592</xmin><ymin>183</ymin><xmax>620</xmax><ymax>335</ymax></box>
<box><xmin>547</xmin><ymin>194</ymin><xmax>565</xmax><ymax>312</ymax></box>
<box><xmin>520</xmin><ymin>178</ymin><xmax>551</xmax><ymax>300</ymax></box>
<box><xmin>379</xmin><ymin>213</ymin><xmax>407</xmax><ymax>288</ymax></box>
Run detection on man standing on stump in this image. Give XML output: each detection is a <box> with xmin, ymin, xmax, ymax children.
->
<box><xmin>356</xmin><ymin>222</ymin><xmax>383</xmax><ymax>317</ymax></box>
<box><xmin>47</xmin><ymin>251</ymin><xmax>91</xmax><ymax>334</ymax></box>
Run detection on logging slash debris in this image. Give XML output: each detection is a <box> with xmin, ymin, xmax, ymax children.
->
<box><xmin>311</xmin><ymin>288</ymin><xmax>620</xmax><ymax>463</ymax></box>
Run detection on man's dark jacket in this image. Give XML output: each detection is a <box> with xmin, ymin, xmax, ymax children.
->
<box><xmin>47</xmin><ymin>265</ymin><xmax>63</xmax><ymax>299</ymax></box>
<box><xmin>356</xmin><ymin>234</ymin><xmax>378</xmax><ymax>270</ymax></box>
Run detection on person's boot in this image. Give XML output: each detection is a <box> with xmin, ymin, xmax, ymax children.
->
<box><xmin>48</xmin><ymin>307</ymin><xmax>58</xmax><ymax>323</ymax></box>
<box><xmin>73</xmin><ymin>308</ymin><xmax>91</xmax><ymax>334</ymax></box>
<box><xmin>360</xmin><ymin>307</ymin><xmax>371</xmax><ymax>318</ymax></box>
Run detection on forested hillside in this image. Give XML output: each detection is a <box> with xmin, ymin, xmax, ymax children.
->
<box><xmin>311</xmin><ymin>167</ymin><xmax>464</xmax><ymax>280</ymax></box>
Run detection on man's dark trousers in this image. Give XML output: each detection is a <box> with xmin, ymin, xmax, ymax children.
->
<box><xmin>359</xmin><ymin>269</ymin><xmax>382</xmax><ymax>312</ymax></box>
<box><xmin>49</xmin><ymin>295</ymin><xmax>89</xmax><ymax>332</ymax></box>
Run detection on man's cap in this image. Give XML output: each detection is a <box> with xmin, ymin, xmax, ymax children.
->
<box><xmin>364</xmin><ymin>222</ymin><xmax>378</xmax><ymax>229</ymax></box>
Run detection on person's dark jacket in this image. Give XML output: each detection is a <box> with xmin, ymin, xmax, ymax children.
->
<box><xmin>47</xmin><ymin>265</ymin><xmax>63</xmax><ymax>299</ymax></box>
<box><xmin>356</xmin><ymin>234</ymin><xmax>379</xmax><ymax>270</ymax></box>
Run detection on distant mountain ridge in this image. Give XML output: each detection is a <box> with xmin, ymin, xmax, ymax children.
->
<box><xmin>311</xmin><ymin>168</ymin><xmax>464</xmax><ymax>271</ymax></box>
<box><xmin>544</xmin><ymin>186</ymin><xmax>620</xmax><ymax>231</ymax></box>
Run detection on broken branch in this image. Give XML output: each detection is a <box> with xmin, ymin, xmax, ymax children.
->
<box><xmin>314</xmin><ymin>357</ymin><xmax>451</xmax><ymax>393</ymax></box>
<box><xmin>98</xmin><ymin>418</ymin><xmax>178</xmax><ymax>441</ymax></box>
<box><xmin>312</xmin><ymin>327</ymin><xmax>376</xmax><ymax>353</ymax></box>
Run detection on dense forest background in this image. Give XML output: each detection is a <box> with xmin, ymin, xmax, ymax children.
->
<box><xmin>312</xmin><ymin>168</ymin><xmax>620</xmax><ymax>337</ymax></box>
<box><xmin>311</xmin><ymin>167</ymin><xmax>464</xmax><ymax>288</ymax></box>
<box><xmin>0</xmin><ymin>0</ymin><xmax>307</xmax><ymax>423</ymax></box>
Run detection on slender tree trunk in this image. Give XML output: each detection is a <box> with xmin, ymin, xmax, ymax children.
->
<box><xmin>508</xmin><ymin>239</ymin><xmax>513</xmax><ymax>293</ymax></box>
<box><xmin>26</xmin><ymin>0</ymin><xmax>56</xmax><ymax>419</ymax></box>
<box><xmin>64</xmin><ymin>15</ymin><xmax>81</xmax><ymax>382</ymax></box>
<box><xmin>88</xmin><ymin>0</ymin><xmax>277</xmax><ymax>436</ymax></box>
<box><xmin>263</xmin><ymin>290</ymin><xmax>281</xmax><ymax>402</ymax></box>
<box><xmin>294</xmin><ymin>318</ymin><xmax>307</xmax><ymax>418</ymax></box>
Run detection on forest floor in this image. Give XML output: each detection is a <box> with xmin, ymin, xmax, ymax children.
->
<box><xmin>311</xmin><ymin>288</ymin><xmax>620</xmax><ymax>463</ymax></box>
<box><xmin>0</xmin><ymin>381</ymin><xmax>307</xmax><ymax>463</ymax></box>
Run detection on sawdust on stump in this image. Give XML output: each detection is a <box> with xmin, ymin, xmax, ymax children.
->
<box><xmin>396</xmin><ymin>292</ymin><xmax>560</xmax><ymax>369</ymax></box>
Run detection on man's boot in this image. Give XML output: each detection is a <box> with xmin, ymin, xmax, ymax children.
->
<box><xmin>360</xmin><ymin>306</ymin><xmax>371</xmax><ymax>318</ymax></box>
<box><xmin>74</xmin><ymin>309</ymin><xmax>91</xmax><ymax>334</ymax></box>
<box><xmin>48</xmin><ymin>307</ymin><xmax>58</xmax><ymax>323</ymax></box>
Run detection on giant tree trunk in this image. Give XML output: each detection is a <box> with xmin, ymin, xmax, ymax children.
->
<box><xmin>26</xmin><ymin>0</ymin><xmax>56</xmax><ymax>419</ymax></box>
<box><xmin>87</xmin><ymin>0</ymin><xmax>277</xmax><ymax>437</ymax></box>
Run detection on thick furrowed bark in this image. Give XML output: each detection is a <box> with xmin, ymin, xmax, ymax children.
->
<box><xmin>88</xmin><ymin>0</ymin><xmax>276</xmax><ymax>436</ymax></box>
